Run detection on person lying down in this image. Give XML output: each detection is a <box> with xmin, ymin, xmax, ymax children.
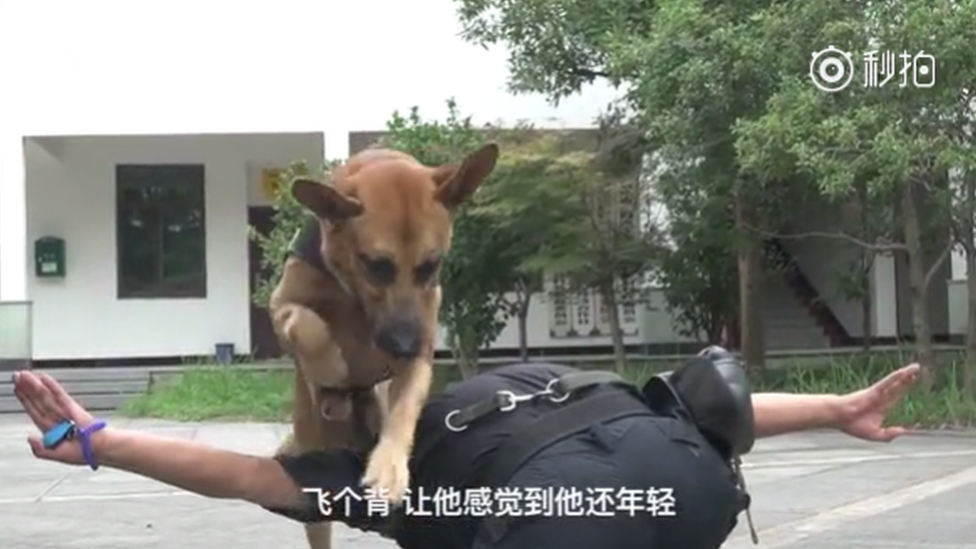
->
<box><xmin>12</xmin><ymin>347</ymin><xmax>919</xmax><ymax>549</ymax></box>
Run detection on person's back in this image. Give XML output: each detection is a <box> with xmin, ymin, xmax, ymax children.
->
<box><xmin>392</xmin><ymin>362</ymin><xmax>742</xmax><ymax>549</ymax></box>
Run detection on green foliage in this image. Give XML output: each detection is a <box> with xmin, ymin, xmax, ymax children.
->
<box><xmin>655</xmin><ymin>167</ymin><xmax>739</xmax><ymax>342</ymax></box>
<box><xmin>513</xmin><ymin>122</ymin><xmax>662</xmax><ymax>297</ymax></box>
<box><xmin>734</xmin><ymin>1</ymin><xmax>976</xmax><ymax>201</ymax></box>
<box><xmin>473</xmin><ymin>132</ymin><xmax>579</xmax><ymax>293</ymax></box>
<box><xmin>454</xmin><ymin>0</ymin><xmax>793</xmax><ymax>365</ymax></box>
<box><xmin>249</xmin><ymin>160</ymin><xmax>335</xmax><ymax>310</ymax></box>
<box><xmin>454</xmin><ymin>0</ymin><xmax>976</xmax><ymax>371</ymax></box>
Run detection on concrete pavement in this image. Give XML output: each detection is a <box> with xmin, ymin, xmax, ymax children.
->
<box><xmin>2</xmin><ymin>414</ymin><xmax>975</xmax><ymax>548</ymax></box>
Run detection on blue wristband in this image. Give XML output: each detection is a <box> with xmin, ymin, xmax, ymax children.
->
<box><xmin>78</xmin><ymin>419</ymin><xmax>107</xmax><ymax>471</ymax></box>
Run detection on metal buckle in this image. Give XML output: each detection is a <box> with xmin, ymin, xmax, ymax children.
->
<box><xmin>545</xmin><ymin>378</ymin><xmax>572</xmax><ymax>403</ymax></box>
<box><xmin>497</xmin><ymin>390</ymin><xmax>539</xmax><ymax>412</ymax></box>
<box><xmin>443</xmin><ymin>378</ymin><xmax>577</xmax><ymax>434</ymax></box>
<box><xmin>444</xmin><ymin>410</ymin><xmax>468</xmax><ymax>433</ymax></box>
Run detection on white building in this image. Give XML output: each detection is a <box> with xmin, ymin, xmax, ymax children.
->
<box><xmin>0</xmin><ymin>0</ymin><xmax>955</xmax><ymax>368</ymax></box>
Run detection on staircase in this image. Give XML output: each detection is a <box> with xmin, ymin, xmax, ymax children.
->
<box><xmin>762</xmin><ymin>271</ymin><xmax>831</xmax><ymax>349</ymax></box>
<box><xmin>0</xmin><ymin>367</ymin><xmax>149</xmax><ymax>413</ymax></box>
<box><xmin>763</xmin><ymin>239</ymin><xmax>853</xmax><ymax>349</ymax></box>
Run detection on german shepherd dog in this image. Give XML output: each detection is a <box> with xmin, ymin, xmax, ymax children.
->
<box><xmin>268</xmin><ymin>144</ymin><xmax>499</xmax><ymax>549</ymax></box>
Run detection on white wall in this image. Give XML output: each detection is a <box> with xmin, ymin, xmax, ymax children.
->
<box><xmin>25</xmin><ymin>133</ymin><xmax>323</xmax><ymax>360</ymax></box>
<box><xmin>948</xmin><ymin>281</ymin><xmax>966</xmax><ymax>336</ymax></box>
<box><xmin>431</xmin><ymin>287</ymin><xmax>695</xmax><ymax>352</ymax></box>
<box><xmin>873</xmin><ymin>253</ymin><xmax>898</xmax><ymax>337</ymax></box>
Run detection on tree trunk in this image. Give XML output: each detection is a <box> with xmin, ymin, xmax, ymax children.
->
<box><xmin>861</xmin><ymin>255</ymin><xmax>874</xmax><ymax>353</ymax></box>
<box><xmin>857</xmin><ymin>181</ymin><xmax>873</xmax><ymax>353</ymax></box>
<box><xmin>452</xmin><ymin>332</ymin><xmax>476</xmax><ymax>380</ymax></box>
<box><xmin>722</xmin><ymin>313</ymin><xmax>741</xmax><ymax>350</ymax></box>
<box><xmin>708</xmin><ymin>311</ymin><xmax>723</xmax><ymax>345</ymax></box>
<box><xmin>735</xmin><ymin>185</ymin><xmax>766</xmax><ymax>377</ymax></box>
<box><xmin>901</xmin><ymin>182</ymin><xmax>936</xmax><ymax>386</ymax></box>
<box><xmin>600</xmin><ymin>280</ymin><xmax>628</xmax><ymax>374</ymax></box>
<box><xmin>963</xmin><ymin>170</ymin><xmax>976</xmax><ymax>393</ymax></box>
<box><xmin>515</xmin><ymin>280</ymin><xmax>531</xmax><ymax>362</ymax></box>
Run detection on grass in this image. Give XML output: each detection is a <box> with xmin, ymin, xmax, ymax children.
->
<box><xmin>119</xmin><ymin>352</ymin><xmax>976</xmax><ymax>428</ymax></box>
<box><xmin>120</xmin><ymin>368</ymin><xmax>294</xmax><ymax>422</ymax></box>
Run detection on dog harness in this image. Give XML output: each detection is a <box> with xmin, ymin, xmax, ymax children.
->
<box><xmin>288</xmin><ymin>214</ymin><xmax>354</xmax><ymax>296</ymax></box>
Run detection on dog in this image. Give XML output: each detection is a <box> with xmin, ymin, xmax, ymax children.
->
<box><xmin>268</xmin><ymin>143</ymin><xmax>499</xmax><ymax>549</ymax></box>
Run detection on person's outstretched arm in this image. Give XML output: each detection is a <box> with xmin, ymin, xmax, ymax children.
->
<box><xmin>96</xmin><ymin>429</ymin><xmax>299</xmax><ymax>507</ymax></box>
<box><xmin>752</xmin><ymin>363</ymin><xmax>919</xmax><ymax>441</ymax></box>
<box><xmin>752</xmin><ymin>393</ymin><xmax>843</xmax><ymax>438</ymax></box>
<box><xmin>13</xmin><ymin>370</ymin><xmax>301</xmax><ymax>510</ymax></box>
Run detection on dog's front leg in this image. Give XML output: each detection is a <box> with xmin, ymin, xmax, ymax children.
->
<box><xmin>272</xmin><ymin>302</ymin><xmax>349</xmax><ymax>386</ymax></box>
<box><xmin>279</xmin><ymin>372</ymin><xmax>336</xmax><ymax>549</ymax></box>
<box><xmin>361</xmin><ymin>359</ymin><xmax>433</xmax><ymax>504</ymax></box>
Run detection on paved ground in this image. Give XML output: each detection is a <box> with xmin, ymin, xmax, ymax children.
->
<box><xmin>2</xmin><ymin>414</ymin><xmax>975</xmax><ymax>549</ymax></box>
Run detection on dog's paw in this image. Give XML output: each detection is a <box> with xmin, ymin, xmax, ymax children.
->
<box><xmin>361</xmin><ymin>442</ymin><xmax>410</xmax><ymax>505</ymax></box>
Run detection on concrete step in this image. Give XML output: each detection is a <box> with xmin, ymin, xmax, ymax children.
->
<box><xmin>0</xmin><ymin>392</ymin><xmax>139</xmax><ymax>413</ymax></box>
<box><xmin>0</xmin><ymin>368</ymin><xmax>150</xmax><ymax>413</ymax></box>
<box><xmin>766</xmin><ymin>331</ymin><xmax>829</xmax><ymax>350</ymax></box>
<box><xmin>0</xmin><ymin>379</ymin><xmax>147</xmax><ymax>397</ymax></box>
<box><xmin>30</xmin><ymin>367</ymin><xmax>151</xmax><ymax>383</ymax></box>
<box><xmin>763</xmin><ymin>312</ymin><xmax>821</xmax><ymax>326</ymax></box>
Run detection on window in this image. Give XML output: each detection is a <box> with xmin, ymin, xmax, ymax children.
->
<box><xmin>116</xmin><ymin>164</ymin><xmax>207</xmax><ymax>299</ymax></box>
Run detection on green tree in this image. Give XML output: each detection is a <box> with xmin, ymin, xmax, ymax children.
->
<box><xmin>735</xmin><ymin>0</ymin><xmax>976</xmax><ymax>382</ymax></box>
<box><xmin>453</xmin><ymin>0</ymin><xmax>806</xmax><ymax>376</ymax></box>
<box><xmin>655</xmin><ymin>165</ymin><xmax>740</xmax><ymax>345</ymax></box>
<box><xmin>476</xmin><ymin>126</ymin><xmax>634</xmax><ymax>360</ymax></box>
<box><xmin>496</xmin><ymin>116</ymin><xmax>663</xmax><ymax>372</ymax></box>
<box><xmin>474</xmin><ymin>130</ymin><xmax>568</xmax><ymax>360</ymax></box>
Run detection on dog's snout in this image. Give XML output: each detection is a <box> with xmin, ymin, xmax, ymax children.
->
<box><xmin>375</xmin><ymin>318</ymin><xmax>423</xmax><ymax>360</ymax></box>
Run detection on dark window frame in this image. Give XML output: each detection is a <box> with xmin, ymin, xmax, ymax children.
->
<box><xmin>115</xmin><ymin>164</ymin><xmax>208</xmax><ymax>299</ymax></box>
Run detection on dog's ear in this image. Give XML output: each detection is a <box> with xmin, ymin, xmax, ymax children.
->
<box><xmin>291</xmin><ymin>178</ymin><xmax>364</xmax><ymax>221</ymax></box>
<box><xmin>433</xmin><ymin>143</ymin><xmax>499</xmax><ymax>209</ymax></box>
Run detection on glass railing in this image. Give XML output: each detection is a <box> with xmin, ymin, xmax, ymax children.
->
<box><xmin>0</xmin><ymin>301</ymin><xmax>31</xmax><ymax>370</ymax></box>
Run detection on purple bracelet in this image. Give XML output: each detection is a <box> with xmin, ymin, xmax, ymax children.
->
<box><xmin>78</xmin><ymin>419</ymin><xmax>107</xmax><ymax>471</ymax></box>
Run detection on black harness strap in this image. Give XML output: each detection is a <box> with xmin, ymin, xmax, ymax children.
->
<box><xmin>550</xmin><ymin>370</ymin><xmax>633</xmax><ymax>395</ymax></box>
<box><xmin>476</xmin><ymin>389</ymin><xmax>651</xmax><ymax>490</ymax></box>
<box><xmin>411</xmin><ymin>370</ymin><xmax>634</xmax><ymax>470</ymax></box>
<box><xmin>288</xmin><ymin>214</ymin><xmax>329</xmax><ymax>276</ymax></box>
<box><xmin>472</xmin><ymin>389</ymin><xmax>654</xmax><ymax>548</ymax></box>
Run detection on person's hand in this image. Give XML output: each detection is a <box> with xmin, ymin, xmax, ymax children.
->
<box><xmin>834</xmin><ymin>363</ymin><xmax>920</xmax><ymax>442</ymax></box>
<box><xmin>13</xmin><ymin>370</ymin><xmax>96</xmax><ymax>465</ymax></box>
